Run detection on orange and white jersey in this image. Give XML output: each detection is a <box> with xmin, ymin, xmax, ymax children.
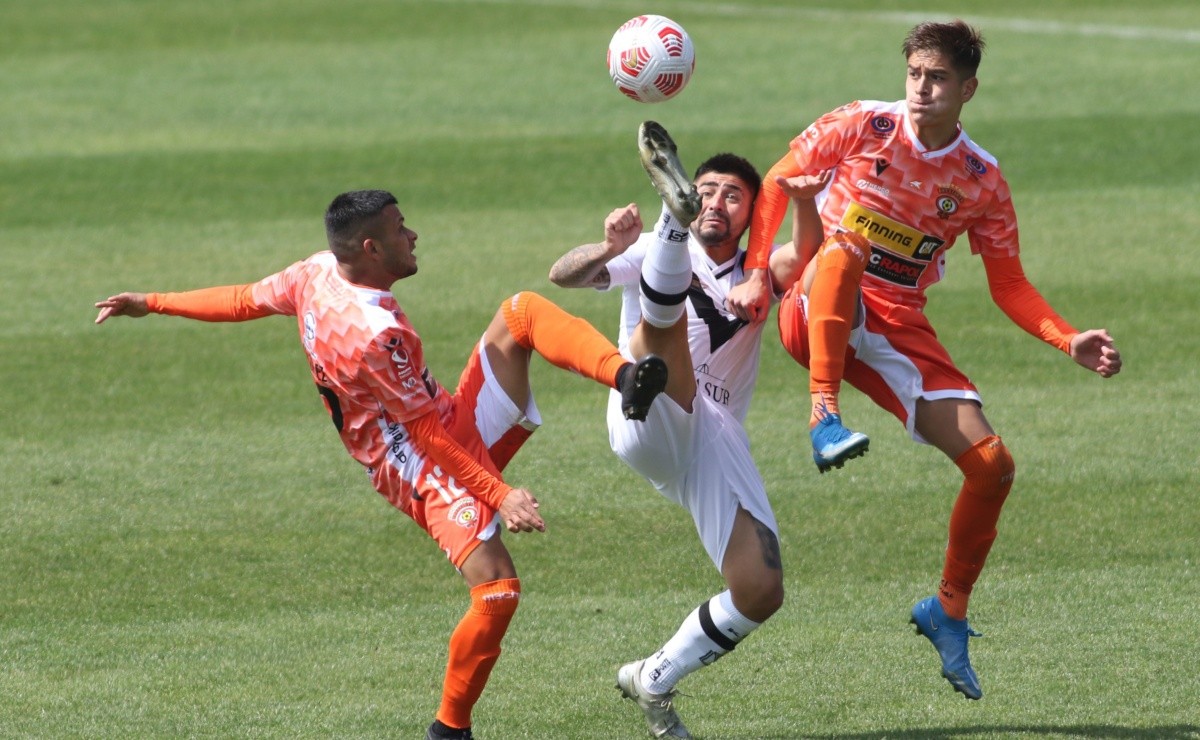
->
<box><xmin>795</xmin><ymin>100</ymin><xmax>1019</xmax><ymax>309</ymax></box>
<box><xmin>250</xmin><ymin>251</ymin><xmax>455</xmax><ymax>510</ymax></box>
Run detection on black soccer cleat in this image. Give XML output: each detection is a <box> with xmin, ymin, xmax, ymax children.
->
<box><xmin>619</xmin><ymin>355</ymin><xmax>668</xmax><ymax>421</ymax></box>
<box><xmin>426</xmin><ymin>721</ymin><xmax>474</xmax><ymax>740</ymax></box>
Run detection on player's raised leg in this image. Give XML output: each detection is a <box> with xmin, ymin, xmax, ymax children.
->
<box><xmin>806</xmin><ymin>232</ymin><xmax>871</xmax><ymax>473</ymax></box>
<box><xmin>484</xmin><ymin>290</ymin><xmax>666</xmax><ymax>424</ymax></box>
<box><xmin>624</xmin><ymin>121</ymin><xmax>702</xmax><ymax>412</ymax></box>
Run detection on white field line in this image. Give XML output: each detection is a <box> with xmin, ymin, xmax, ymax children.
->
<box><xmin>420</xmin><ymin>0</ymin><xmax>1200</xmax><ymax>44</ymax></box>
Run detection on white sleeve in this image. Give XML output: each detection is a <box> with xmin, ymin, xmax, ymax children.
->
<box><xmin>598</xmin><ymin>233</ymin><xmax>650</xmax><ymax>291</ymax></box>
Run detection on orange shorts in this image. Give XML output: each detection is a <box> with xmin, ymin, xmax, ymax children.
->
<box><xmin>374</xmin><ymin>339</ymin><xmax>540</xmax><ymax>569</ymax></box>
<box><xmin>777</xmin><ymin>286</ymin><xmax>981</xmax><ymax>442</ymax></box>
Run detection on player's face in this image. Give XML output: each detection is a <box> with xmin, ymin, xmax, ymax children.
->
<box><xmin>692</xmin><ymin>173</ymin><xmax>753</xmax><ymax>251</ymax></box>
<box><xmin>905</xmin><ymin>50</ymin><xmax>976</xmax><ymax>133</ymax></box>
<box><xmin>372</xmin><ymin>204</ymin><xmax>419</xmax><ymax>280</ymax></box>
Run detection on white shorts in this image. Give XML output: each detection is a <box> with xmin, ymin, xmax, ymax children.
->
<box><xmin>606</xmin><ymin>389</ymin><xmax>777</xmax><ymax>571</ymax></box>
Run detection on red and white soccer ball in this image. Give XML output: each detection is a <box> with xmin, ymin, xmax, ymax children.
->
<box><xmin>606</xmin><ymin>15</ymin><xmax>695</xmax><ymax>103</ymax></box>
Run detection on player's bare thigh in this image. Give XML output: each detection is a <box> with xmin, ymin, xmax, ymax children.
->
<box><xmin>914</xmin><ymin>397</ymin><xmax>996</xmax><ymax>460</ymax></box>
<box><xmin>458</xmin><ymin>535</ymin><xmax>518</xmax><ymax>587</ymax></box>
<box><xmin>629</xmin><ymin>316</ymin><xmax>696</xmax><ymax>412</ymax></box>
<box><xmin>481</xmin><ymin>309</ymin><xmax>532</xmax><ymax>412</ymax></box>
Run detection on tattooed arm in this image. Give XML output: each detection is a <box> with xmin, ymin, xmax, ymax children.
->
<box><xmin>549</xmin><ymin>203</ymin><xmax>643</xmax><ymax>290</ymax></box>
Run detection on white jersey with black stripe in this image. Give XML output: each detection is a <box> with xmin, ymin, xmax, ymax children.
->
<box><xmin>602</xmin><ymin>232</ymin><xmax>781</xmax><ymax>424</ymax></box>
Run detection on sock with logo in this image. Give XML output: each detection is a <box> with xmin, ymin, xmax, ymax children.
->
<box><xmin>807</xmin><ymin>233</ymin><xmax>868</xmax><ymax>427</ymax></box>
<box><xmin>639</xmin><ymin>204</ymin><xmax>692</xmax><ymax>329</ymax></box>
<box><xmin>436</xmin><ymin>578</ymin><xmax>521</xmax><ymax>730</ymax></box>
<box><xmin>640</xmin><ymin>590</ymin><xmax>760</xmax><ymax>694</ymax></box>
<box><xmin>939</xmin><ymin>436</ymin><xmax>1015</xmax><ymax>620</ymax></box>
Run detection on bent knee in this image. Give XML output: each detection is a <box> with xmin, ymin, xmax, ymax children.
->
<box><xmin>733</xmin><ymin>578</ymin><xmax>784</xmax><ymax>623</ymax></box>
<box><xmin>958</xmin><ymin>434</ymin><xmax>1015</xmax><ymax>498</ymax></box>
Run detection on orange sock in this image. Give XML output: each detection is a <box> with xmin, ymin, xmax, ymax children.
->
<box><xmin>436</xmin><ymin>578</ymin><xmax>521</xmax><ymax>730</ymax></box>
<box><xmin>806</xmin><ymin>233</ymin><xmax>868</xmax><ymax>427</ymax></box>
<box><xmin>810</xmin><ymin>390</ymin><xmax>841</xmax><ymax>425</ymax></box>
<box><xmin>503</xmin><ymin>292</ymin><xmax>627</xmax><ymax>388</ymax></box>
<box><xmin>939</xmin><ymin>436</ymin><xmax>1015</xmax><ymax>620</ymax></box>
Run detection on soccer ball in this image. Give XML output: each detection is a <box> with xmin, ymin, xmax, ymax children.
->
<box><xmin>606</xmin><ymin>15</ymin><xmax>695</xmax><ymax>103</ymax></box>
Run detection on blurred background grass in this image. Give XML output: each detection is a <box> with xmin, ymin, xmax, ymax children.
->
<box><xmin>1</xmin><ymin>1</ymin><xmax>1197</xmax><ymax>737</ymax></box>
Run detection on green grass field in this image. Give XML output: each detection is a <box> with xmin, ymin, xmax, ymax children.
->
<box><xmin>2</xmin><ymin>1</ymin><xmax>1198</xmax><ymax>737</ymax></box>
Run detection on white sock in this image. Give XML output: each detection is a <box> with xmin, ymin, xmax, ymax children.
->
<box><xmin>639</xmin><ymin>204</ymin><xmax>692</xmax><ymax>329</ymax></box>
<box><xmin>640</xmin><ymin>590</ymin><xmax>761</xmax><ymax>694</ymax></box>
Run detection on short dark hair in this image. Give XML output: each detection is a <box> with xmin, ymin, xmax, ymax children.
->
<box><xmin>324</xmin><ymin>189</ymin><xmax>398</xmax><ymax>255</ymax></box>
<box><xmin>902</xmin><ymin>20</ymin><xmax>985</xmax><ymax>78</ymax></box>
<box><xmin>694</xmin><ymin>153</ymin><xmax>762</xmax><ymax>203</ymax></box>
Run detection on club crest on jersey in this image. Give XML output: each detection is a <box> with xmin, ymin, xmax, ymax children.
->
<box><xmin>935</xmin><ymin>185</ymin><xmax>966</xmax><ymax>220</ymax></box>
<box><xmin>870</xmin><ymin>116</ymin><xmax>896</xmax><ymax>137</ymax></box>
<box><xmin>449</xmin><ymin>497</ymin><xmax>479</xmax><ymax>528</ymax></box>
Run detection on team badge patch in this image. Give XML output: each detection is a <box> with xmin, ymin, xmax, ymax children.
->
<box><xmin>449</xmin><ymin>497</ymin><xmax>479</xmax><ymax>528</ymax></box>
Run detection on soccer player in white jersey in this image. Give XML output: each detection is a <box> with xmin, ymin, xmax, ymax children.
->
<box><xmin>549</xmin><ymin>122</ymin><xmax>828</xmax><ymax>739</ymax></box>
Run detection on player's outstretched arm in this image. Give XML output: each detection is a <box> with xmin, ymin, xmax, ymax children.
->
<box><xmin>724</xmin><ymin>269</ymin><xmax>770</xmax><ymax>324</ymax></box>
<box><xmin>1070</xmin><ymin>329</ymin><xmax>1122</xmax><ymax>378</ymax></box>
<box><xmin>732</xmin><ymin>152</ymin><xmax>803</xmax><ymax>323</ymax></box>
<box><xmin>94</xmin><ymin>292</ymin><xmax>150</xmax><ymax>324</ymax></box>
<box><xmin>768</xmin><ymin>171</ymin><xmax>832</xmax><ymax>292</ymax></box>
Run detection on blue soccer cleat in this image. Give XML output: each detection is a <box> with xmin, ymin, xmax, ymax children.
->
<box><xmin>910</xmin><ymin>595</ymin><xmax>983</xmax><ymax>700</ymax></box>
<box><xmin>810</xmin><ymin>412</ymin><xmax>869</xmax><ymax>473</ymax></box>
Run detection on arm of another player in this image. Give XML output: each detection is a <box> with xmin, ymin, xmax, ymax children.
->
<box><xmin>982</xmin><ymin>254</ymin><xmax>1122</xmax><ymax>378</ymax></box>
<box><xmin>549</xmin><ymin>203</ymin><xmax>643</xmax><ymax>289</ymax></box>
<box><xmin>729</xmin><ymin>152</ymin><xmax>806</xmax><ymax>322</ymax></box>
<box><xmin>767</xmin><ymin>170</ymin><xmax>832</xmax><ymax>293</ymax></box>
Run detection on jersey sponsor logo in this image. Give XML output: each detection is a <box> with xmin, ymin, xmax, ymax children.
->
<box><xmin>856</xmin><ymin>178</ymin><xmax>890</xmax><ymax>199</ymax></box>
<box><xmin>383</xmin><ymin>420</ymin><xmax>411</xmax><ymax>464</ymax></box>
<box><xmin>840</xmin><ymin>201</ymin><xmax>943</xmax><ymax>261</ymax></box>
<box><xmin>694</xmin><ymin>364</ymin><xmax>731</xmax><ymax>407</ymax></box>
<box><xmin>866</xmin><ymin>247</ymin><xmax>925</xmax><ymax>287</ymax></box>
<box><xmin>870</xmin><ymin>115</ymin><xmax>895</xmax><ymax>137</ymax></box>
<box><xmin>965</xmin><ymin>154</ymin><xmax>988</xmax><ymax>178</ymax></box>
<box><xmin>303</xmin><ymin>311</ymin><xmax>317</xmax><ymax>349</ymax></box>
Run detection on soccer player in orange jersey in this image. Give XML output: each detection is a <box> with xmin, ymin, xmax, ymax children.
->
<box><xmin>729</xmin><ymin>21</ymin><xmax>1122</xmax><ymax>700</ymax></box>
<box><xmin>94</xmin><ymin>189</ymin><xmax>666</xmax><ymax>740</ymax></box>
